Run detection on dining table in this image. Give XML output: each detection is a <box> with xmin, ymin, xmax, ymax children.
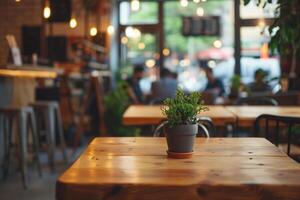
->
<box><xmin>56</xmin><ymin>137</ymin><xmax>300</xmax><ymax>200</ymax></box>
<box><xmin>0</xmin><ymin>66</ymin><xmax>57</xmax><ymax>107</ymax></box>
<box><xmin>123</xmin><ymin>105</ymin><xmax>236</xmax><ymax>126</ymax></box>
<box><xmin>225</xmin><ymin>106</ymin><xmax>300</xmax><ymax>127</ymax></box>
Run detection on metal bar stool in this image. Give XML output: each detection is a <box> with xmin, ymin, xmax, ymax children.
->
<box><xmin>30</xmin><ymin>101</ymin><xmax>68</xmax><ymax>172</ymax></box>
<box><xmin>0</xmin><ymin>106</ymin><xmax>42</xmax><ymax>189</ymax></box>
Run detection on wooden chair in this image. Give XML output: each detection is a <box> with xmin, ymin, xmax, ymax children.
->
<box><xmin>254</xmin><ymin>114</ymin><xmax>300</xmax><ymax>158</ymax></box>
<box><xmin>30</xmin><ymin>101</ymin><xmax>68</xmax><ymax>172</ymax></box>
<box><xmin>153</xmin><ymin>117</ymin><xmax>215</xmax><ymax>138</ymax></box>
<box><xmin>72</xmin><ymin>73</ymin><xmax>107</xmax><ymax>151</ymax></box>
<box><xmin>0</xmin><ymin>106</ymin><xmax>42</xmax><ymax>189</ymax></box>
<box><xmin>235</xmin><ymin>97</ymin><xmax>278</xmax><ymax>106</ymax></box>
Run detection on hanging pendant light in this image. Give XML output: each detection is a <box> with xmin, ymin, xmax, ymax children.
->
<box><xmin>90</xmin><ymin>27</ymin><xmax>98</xmax><ymax>36</ymax></box>
<box><xmin>43</xmin><ymin>0</ymin><xmax>51</xmax><ymax>19</ymax></box>
<box><xmin>69</xmin><ymin>17</ymin><xmax>78</xmax><ymax>29</ymax></box>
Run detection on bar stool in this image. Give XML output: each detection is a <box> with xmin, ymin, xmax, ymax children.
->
<box><xmin>0</xmin><ymin>106</ymin><xmax>42</xmax><ymax>189</ymax></box>
<box><xmin>30</xmin><ymin>101</ymin><xmax>68</xmax><ymax>172</ymax></box>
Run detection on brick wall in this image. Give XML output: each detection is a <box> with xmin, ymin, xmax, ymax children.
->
<box><xmin>0</xmin><ymin>0</ymin><xmax>42</xmax><ymax>66</ymax></box>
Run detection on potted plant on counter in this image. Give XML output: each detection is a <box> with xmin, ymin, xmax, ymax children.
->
<box><xmin>162</xmin><ymin>89</ymin><xmax>208</xmax><ymax>159</ymax></box>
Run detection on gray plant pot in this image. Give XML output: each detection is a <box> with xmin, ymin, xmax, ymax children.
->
<box><xmin>166</xmin><ymin>124</ymin><xmax>198</xmax><ymax>153</ymax></box>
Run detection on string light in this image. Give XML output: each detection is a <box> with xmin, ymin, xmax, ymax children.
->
<box><xmin>213</xmin><ymin>40</ymin><xmax>222</xmax><ymax>48</ymax></box>
<box><xmin>69</xmin><ymin>18</ymin><xmax>77</xmax><ymax>28</ymax></box>
<box><xmin>193</xmin><ymin>0</ymin><xmax>200</xmax><ymax>3</ymax></box>
<box><xmin>107</xmin><ymin>25</ymin><xmax>115</xmax><ymax>35</ymax></box>
<box><xmin>125</xmin><ymin>26</ymin><xmax>141</xmax><ymax>39</ymax></box>
<box><xmin>180</xmin><ymin>0</ymin><xmax>188</xmax><ymax>7</ymax></box>
<box><xmin>121</xmin><ymin>36</ymin><xmax>128</xmax><ymax>44</ymax></box>
<box><xmin>163</xmin><ymin>48</ymin><xmax>170</xmax><ymax>56</ymax></box>
<box><xmin>197</xmin><ymin>7</ymin><xmax>204</xmax><ymax>16</ymax></box>
<box><xmin>131</xmin><ymin>0</ymin><xmax>140</xmax><ymax>11</ymax></box>
<box><xmin>138</xmin><ymin>42</ymin><xmax>145</xmax><ymax>50</ymax></box>
<box><xmin>90</xmin><ymin>27</ymin><xmax>98</xmax><ymax>36</ymax></box>
<box><xmin>43</xmin><ymin>0</ymin><xmax>51</xmax><ymax>19</ymax></box>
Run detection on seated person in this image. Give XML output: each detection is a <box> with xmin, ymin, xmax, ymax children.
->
<box><xmin>150</xmin><ymin>68</ymin><xmax>178</xmax><ymax>103</ymax></box>
<box><xmin>203</xmin><ymin>67</ymin><xmax>225</xmax><ymax>97</ymax></box>
<box><xmin>248</xmin><ymin>69</ymin><xmax>271</xmax><ymax>93</ymax></box>
<box><xmin>126</xmin><ymin>65</ymin><xmax>145</xmax><ymax>104</ymax></box>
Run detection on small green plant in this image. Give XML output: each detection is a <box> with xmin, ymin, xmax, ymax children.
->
<box><xmin>104</xmin><ymin>81</ymin><xmax>140</xmax><ymax>136</ymax></box>
<box><xmin>162</xmin><ymin>89</ymin><xmax>208</xmax><ymax>127</ymax></box>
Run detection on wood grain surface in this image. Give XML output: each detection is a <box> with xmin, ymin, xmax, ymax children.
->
<box><xmin>123</xmin><ymin>105</ymin><xmax>236</xmax><ymax>126</ymax></box>
<box><xmin>56</xmin><ymin>137</ymin><xmax>300</xmax><ymax>200</ymax></box>
<box><xmin>226</xmin><ymin>106</ymin><xmax>300</xmax><ymax>127</ymax></box>
<box><xmin>0</xmin><ymin>68</ymin><xmax>57</xmax><ymax>78</ymax></box>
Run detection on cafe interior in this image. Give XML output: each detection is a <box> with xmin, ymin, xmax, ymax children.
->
<box><xmin>0</xmin><ymin>0</ymin><xmax>300</xmax><ymax>199</ymax></box>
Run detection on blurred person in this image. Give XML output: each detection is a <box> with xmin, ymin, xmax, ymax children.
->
<box><xmin>248</xmin><ymin>69</ymin><xmax>271</xmax><ymax>93</ymax></box>
<box><xmin>126</xmin><ymin>64</ymin><xmax>145</xmax><ymax>104</ymax></box>
<box><xmin>203</xmin><ymin>67</ymin><xmax>225</xmax><ymax>97</ymax></box>
<box><xmin>150</xmin><ymin>68</ymin><xmax>178</xmax><ymax>103</ymax></box>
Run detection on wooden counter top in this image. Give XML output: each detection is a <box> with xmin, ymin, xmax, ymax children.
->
<box><xmin>0</xmin><ymin>66</ymin><xmax>57</xmax><ymax>78</ymax></box>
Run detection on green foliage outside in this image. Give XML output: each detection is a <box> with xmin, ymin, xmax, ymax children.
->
<box><xmin>162</xmin><ymin>89</ymin><xmax>208</xmax><ymax>127</ymax></box>
<box><xmin>104</xmin><ymin>81</ymin><xmax>140</xmax><ymax>136</ymax></box>
<box><xmin>244</xmin><ymin>0</ymin><xmax>300</xmax><ymax>75</ymax></box>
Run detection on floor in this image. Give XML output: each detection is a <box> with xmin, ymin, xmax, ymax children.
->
<box><xmin>0</xmin><ymin>147</ymin><xmax>85</xmax><ymax>200</ymax></box>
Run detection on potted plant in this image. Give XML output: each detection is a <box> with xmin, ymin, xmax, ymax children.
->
<box><xmin>162</xmin><ymin>89</ymin><xmax>208</xmax><ymax>158</ymax></box>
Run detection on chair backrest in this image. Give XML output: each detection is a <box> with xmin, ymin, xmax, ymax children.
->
<box><xmin>153</xmin><ymin>117</ymin><xmax>216</xmax><ymax>138</ymax></box>
<box><xmin>254</xmin><ymin>114</ymin><xmax>300</xmax><ymax>156</ymax></box>
<box><xmin>149</xmin><ymin>98</ymin><xmax>165</xmax><ymax>105</ymax></box>
<box><xmin>235</xmin><ymin>97</ymin><xmax>278</xmax><ymax>106</ymax></box>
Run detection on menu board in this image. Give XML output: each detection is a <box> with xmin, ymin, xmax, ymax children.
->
<box><xmin>182</xmin><ymin>16</ymin><xmax>220</xmax><ymax>36</ymax></box>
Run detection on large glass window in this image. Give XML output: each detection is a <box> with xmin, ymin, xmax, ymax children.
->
<box><xmin>240</xmin><ymin>0</ymin><xmax>279</xmax><ymax>19</ymax></box>
<box><xmin>164</xmin><ymin>1</ymin><xmax>234</xmax><ymax>91</ymax></box>
<box><xmin>120</xmin><ymin>1</ymin><xmax>158</xmax><ymax>25</ymax></box>
<box><xmin>239</xmin><ymin>0</ymin><xmax>280</xmax><ymax>87</ymax></box>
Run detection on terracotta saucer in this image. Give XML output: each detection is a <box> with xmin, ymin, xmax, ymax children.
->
<box><xmin>167</xmin><ymin>150</ymin><xmax>193</xmax><ymax>159</ymax></box>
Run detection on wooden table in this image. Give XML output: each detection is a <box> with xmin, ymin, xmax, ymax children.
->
<box><xmin>123</xmin><ymin>105</ymin><xmax>236</xmax><ymax>126</ymax></box>
<box><xmin>226</xmin><ymin>106</ymin><xmax>300</xmax><ymax>127</ymax></box>
<box><xmin>56</xmin><ymin>137</ymin><xmax>300</xmax><ymax>200</ymax></box>
<box><xmin>0</xmin><ymin>66</ymin><xmax>57</xmax><ymax>107</ymax></box>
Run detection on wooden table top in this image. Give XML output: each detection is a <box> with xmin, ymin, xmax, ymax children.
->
<box><xmin>56</xmin><ymin>137</ymin><xmax>300</xmax><ymax>200</ymax></box>
<box><xmin>226</xmin><ymin>106</ymin><xmax>300</xmax><ymax>127</ymax></box>
<box><xmin>0</xmin><ymin>66</ymin><xmax>57</xmax><ymax>78</ymax></box>
<box><xmin>123</xmin><ymin>105</ymin><xmax>236</xmax><ymax>126</ymax></box>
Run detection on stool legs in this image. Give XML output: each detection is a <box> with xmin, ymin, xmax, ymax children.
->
<box><xmin>44</xmin><ymin>107</ymin><xmax>56</xmax><ymax>172</ymax></box>
<box><xmin>55</xmin><ymin>107</ymin><xmax>68</xmax><ymax>164</ymax></box>
<box><xmin>1</xmin><ymin>116</ymin><xmax>10</xmax><ymax>180</ymax></box>
<box><xmin>28</xmin><ymin>111</ymin><xmax>42</xmax><ymax>177</ymax></box>
<box><xmin>18</xmin><ymin>111</ymin><xmax>28</xmax><ymax>189</ymax></box>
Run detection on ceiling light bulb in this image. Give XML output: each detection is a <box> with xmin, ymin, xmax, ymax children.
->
<box><xmin>107</xmin><ymin>25</ymin><xmax>115</xmax><ymax>35</ymax></box>
<box><xmin>90</xmin><ymin>27</ymin><xmax>98</xmax><ymax>36</ymax></box>
<box><xmin>69</xmin><ymin>18</ymin><xmax>77</xmax><ymax>28</ymax></box>
<box><xmin>43</xmin><ymin>6</ymin><xmax>51</xmax><ymax>19</ymax></box>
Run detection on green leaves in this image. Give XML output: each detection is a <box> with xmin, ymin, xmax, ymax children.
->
<box><xmin>162</xmin><ymin>89</ymin><xmax>208</xmax><ymax>127</ymax></box>
<box><xmin>246</xmin><ymin>0</ymin><xmax>300</xmax><ymax>58</ymax></box>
